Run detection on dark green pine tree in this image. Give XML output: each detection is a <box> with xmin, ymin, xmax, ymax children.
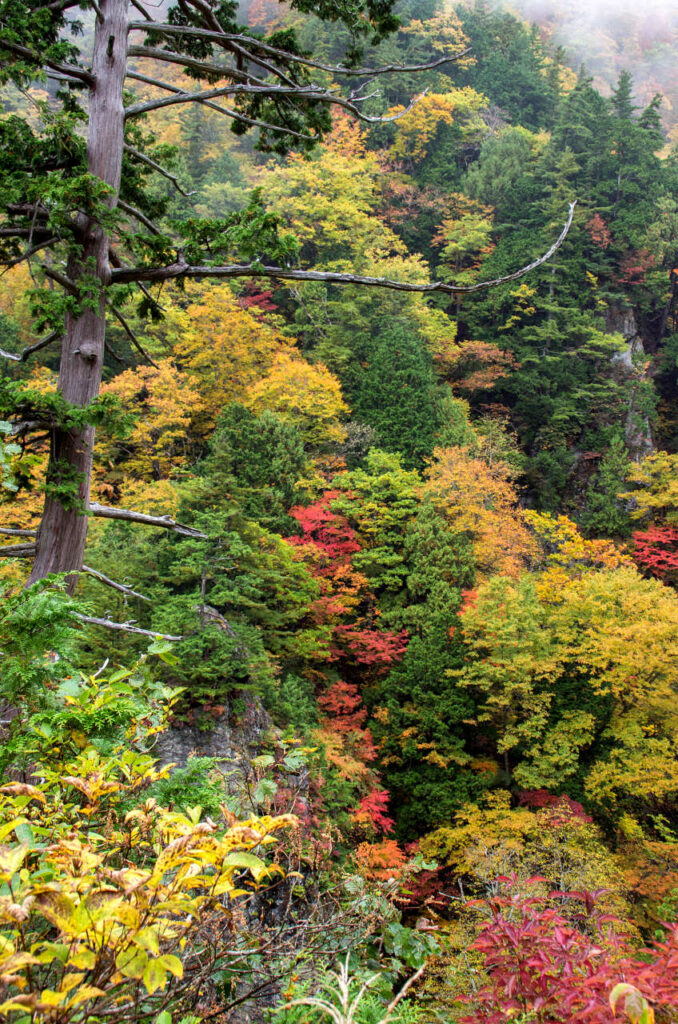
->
<box><xmin>199</xmin><ymin>404</ymin><xmax>308</xmax><ymax>536</ymax></box>
<box><xmin>369</xmin><ymin>504</ymin><xmax>482</xmax><ymax>837</ymax></box>
<box><xmin>353</xmin><ymin>324</ymin><xmax>443</xmax><ymax>468</ymax></box>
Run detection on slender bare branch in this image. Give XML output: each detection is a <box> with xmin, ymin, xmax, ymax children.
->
<box><xmin>0</xmin><ymin>543</ymin><xmax>37</xmax><ymax>557</ymax></box>
<box><xmin>126</xmin><ymin>44</ymin><xmax>255</xmax><ymax>85</ymax></box>
<box><xmin>125</xmin><ymin>79</ymin><xmax>427</xmax><ymax>127</ymax></box>
<box><xmin>129</xmin><ymin>0</ymin><xmax>154</xmax><ymax>20</ymax></box>
<box><xmin>74</xmin><ymin>613</ymin><xmax>183</xmax><ymax>640</ymax></box>
<box><xmin>42</xmin><ymin>265</ymin><xmax>78</xmax><ymax>294</ymax></box>
<box><xmin>105</xmin><ymin>337</ymin><xmax>125</xmax><ymax>362</ymax></box>
<box><xmin>0</xmin><ymin>330</ymin><xmax>61</xmax><ymax>363</ymax></box>
<box><xmin>88</xmin><ymin>502</ymin><xmax>209</xmax><ymax>539</ymax></box>
<box><xmin>0</xmin><ymin>527</ymin><xmax>37</xmax><ymax>537</ymax></box>
<box><xmin>128</xmin><ymin>22</ymin><xmax>471</xmax><ymax>78</ymax></box>
<box><xmin>112</xmin><ymin>202</ymin><xmax>576</xmax><ymax>292</ymax></box>
<box><xmin>106</xmin><ymin>299</ymin><xmax>160</xmax><ymax>367</ymax></box>
<box><xmin>0</xmin><ymin>38</ymin><xmax>94</xmax><ymax>85</ymax></box>
<box><xmin>117</xmin><ymin>198</ymin><xmax>162</xmax><ymax>235</ymax></box>
<box><xmin>123</xmin><ymin>144</ymin><xmax>195</xmax><ymax>197</ymax></box>
<box><xmin>81</xmin><ymin>564</ymin><xmax>152</xmax><ymax>602</ymax></box>
<box><xmin>0</xmin><ymin>237</ymin><xmax>58</xmax><ymax>276</ymax></box>
<box><xmin>124</xmin><ymin>70</ymin><xmax>315</xmax><ymax>139</ymax></box>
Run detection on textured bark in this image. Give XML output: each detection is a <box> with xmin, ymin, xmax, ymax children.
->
<box><xmin>29</xmin><ymin>0</ymin><xmax>128</xmax><ymax>590</ymax></box>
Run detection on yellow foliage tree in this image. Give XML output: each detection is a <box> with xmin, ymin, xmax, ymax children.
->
<box><xmin>245</xmin><ymin>352</ymin><xmax>348</xmax><ymax>448</ymax></box>
<box><xmin>168</xmin><ymin>281</ymin><xmax>293</xmax><ymax>435</ymax></box>
<box><xmin>98</xmin><ymin>360</ymin><xmax>200</xmax><ymax>484</ymax></box>
<box><xmin>423</xmin><ymin>445</ymin><xmax>537</xmax><ymax>578</ymax></box>
<box><xmin>622</xmin><ymin>451</ymin><xmax>678</xmax><ymax>525</ymax></box>
<box><xmin>388</xmin><ymin>90</ymin><xmax>486</xmax><ymax>165</ymax></box>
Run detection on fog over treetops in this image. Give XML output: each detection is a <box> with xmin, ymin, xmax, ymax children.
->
<box><xmin>478</xmin><ymin>0</ymin><xmax>678</xmax><ymax>135</ymax></box>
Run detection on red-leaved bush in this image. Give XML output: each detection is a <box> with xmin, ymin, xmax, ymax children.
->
<box><xmin>632</xmin><ymin>526</ymin><xmax>678</xmax><ymax>583</ymax></box>
<box><xmin>353</xmin><ymin>788</ymin><xmax>395</xmax><ymax>834</ymax></box>
<box><xmin>462</xmin><ymin>882</ymin><xmax>678</xmax><ymax>1023</ymax></box>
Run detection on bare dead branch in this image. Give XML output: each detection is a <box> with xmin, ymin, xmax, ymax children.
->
<box><xmin>81</xmin><ymin>564</ymin><xmax>152</xmax><ymax>602</ymax></box>
<box><xmin>0</xmin><ymin>330</ymin><xmax>61</xmax><ymax>363</ymax></box>
<box><xmin>0</xmin><ymin>527</ymin><xmax>37</xmax><ymax>537</ymax></box>
<box><xmin>128</xmin><ymin>22</ymin><xmax>471</xmax><ymax>78</ymax></box>
<box><xmin>123</xmin><ymin>144</ymin><xmax>196</xmax><ymax>197</ymax></box>
<box><xmin>0</xmin><ymin>543</ymin><xmax>37</xmax><ymax>557</ymax></box>
<box><xmin>106</xmin><ymin>299</ymin><xmax>160</xmax><ymax>367</ymax></box>
<box><xmin>117</xmin><ymin>198</ymin><xmax>162</xmax><ymax>236</ymax></box>
<box><xmin>0</xmin><ymin>237</ymin><xmax>58</xmax><ymax>276</ymax></box>
<box><xmin>0</xmin><ymin>38</ymin><xmax>94</xmax><ymax>85</ymax></box>
<box><xmin>88</xmin><ymin>502</ymin><xmax>209</xmax><ymax>539</ymax></box>
<box><xmin>112</xmin><ymin>202</ymin><xmax>576</xmax><ymax>292</ymax></box>
<box><xmin>124</xmin><ymin>71</ymin><xmax>316</xmax><ymax>139</ymax></box>
<box><xmin>124</xmin><ymin>74</ymin><xmax>428</xmax><ymax>126</ymax></box>
<box><xmin>74</xmin><ymin>613</ymin><xmax>183</xmax><ymax>640</ymax></box>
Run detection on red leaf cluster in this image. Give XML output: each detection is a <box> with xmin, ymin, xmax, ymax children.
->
<box><xmin>586</xmin><ymin>214</ymin><xmax>612</xmax><ymax>250</ymax></box>
<box><xmin>632</xmin><ymin>526</ymin><xmax>678</xmax><ymax>581</ymax></box>
<box><xmin>463</xmin><ymin>884</ymin><xmax>678</xmax><ymax>1023</ymax></box>
<box><xmin>289</xmin><ymin>491</ymin><xmax>361</xmax><ymax>567</ymax></box>
<box><xmin>518</xmin><ymin>790</ymin><xmax>593</xmax><ymax>824</ymax></box>
<box><xmin>353</xmin><ymin>788</ymin><xmax>395</xmax><ymax>833</ymax></box>
<box><xmin>317</xmin><ymin>680</ymin><xmax>367</xmax><ymax>733</ymax></box>
<box><xmin>331</xmin><ymin>624</ymin><xmax>409</xmax><ymax>669</ymax></box>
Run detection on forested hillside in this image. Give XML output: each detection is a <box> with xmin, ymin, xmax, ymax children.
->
<box><xmin>2</xmin><ymin>0</ymin><xmax>678</xmax><ymax>1021</ymax></box>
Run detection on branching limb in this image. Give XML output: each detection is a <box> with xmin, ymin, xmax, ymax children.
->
<box><xmin>0</xmin><ymin>38</ymin><xmax>94</xmax><ymax>85</ymax></box>
<box><xmin>81</xmin><ymin>564</ymin><xmax>152</xmax><ymax>602</ymax></box>
<box><xmin>128</xmin><ymin>22</ymin><xmax>471</xmax><ymax>78</ymax></box>
<box><xmin>0</xmin><ymin>330</ymin><xmax>61</xmax><ymax>363</ymax></box>
<box><xmin>124</xmin><ymin>76</ymin><xmax>428</xmax><ymax>125</ymax></box>
<box><xmin>88</xmin><ymin>502</ymin><xmax>208</xmax><ymax>539</ymax></box>
<box><xmin>117</xmin><ymin>198</ymin><xmax>162</xmax><ymax>235</ymax></box>
<box><xmin>0</xmin><ymin>543</ymin><xmax>37</xmax><ymax>557</ymax></box>
<box><xmin>123</xmin><ymin>144</ymin><xmax>196</xmax><ymax>197</ymax></box>
<box><xmin>124</xmin><ymin>71</ymin><xmax>315</xmax><ymax>138</ymax></box>
<box><xmin>106</xmin><ymin>299</ymin><xmax>160</xmax><ymax>367</ymax></box>
<box><xmin>0</xmin><ymin>237</ymin><xmax>58</xmax><ymax>276</ymax></box>
<box><xmin>42</xmin><ymin>265</ymin><xmax>78</xmax><ymax>294</ymax></box>
<box><xmin>112</xmin><ymin>202</ymin><xmax>576</xmax><ymax>291</ymax></box>
<box><xmin>74</xmin><ymin>613</ymin><xmax>183</xmax><ymax>640</ymax></box>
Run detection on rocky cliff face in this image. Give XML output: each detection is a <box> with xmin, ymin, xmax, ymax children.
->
<box><xmin>606</xmin><ymin>302</ymin><xmax>654</xmax><ymax>460</ymax></box>
<box><xmin>155</xmin><ymin>694</ymin><xmax>273</xmax><ymax>778</ymax></box>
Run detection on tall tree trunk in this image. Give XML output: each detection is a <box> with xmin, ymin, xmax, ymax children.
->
<box><xmin>29</xmin><ymin>0</ymin><xmax>127</xmax><ymax>591</ymax></box>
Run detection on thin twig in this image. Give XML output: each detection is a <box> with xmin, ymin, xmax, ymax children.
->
<box><xmin>117</xmin><ymin>198</ymin><xmax>162</xmax><ymax>235</ymax></box>
<box><xmin>74</xmin><ymin>613</ymin><xmax>183</xmax><ymax>640</ymax></box>
<box><xmin>123</xmin><ymin>144</ymin><xmax>195</xmax><ymax>197</ymax></box>
<box><xmin>0</xmin><ymin>237</ymin><xmax>58</xmax><ymax>277</ymax></box>
<box><xmin>106</xmin><ymin>300</ymin><xmax>160</xmax><ymax>367</ymax></box>
<box><xmin>81</xmin><ymin>564</ymin><xmax>152</xmax><ymax>602</ymax></box>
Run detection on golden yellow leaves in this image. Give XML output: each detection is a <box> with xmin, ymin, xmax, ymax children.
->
<box><xmin>245</xmin><ymin>352</ymin><xmax>348</xmax><ymax>447</ymax></box>
<box><xmin>424</xmin><ymin>445</ymin><xmax>537</xmax><ymax>579</ymax></box>
<box><xmin>0</xmin><ymin>725</ymin><xmax>294</xmax><ymax>1021</ymax></box>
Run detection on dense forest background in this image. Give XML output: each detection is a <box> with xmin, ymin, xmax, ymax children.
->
<box><xmin>3</xmin><ymin>0</ymin><xmax>678</xmax><ymax>1020</ymax></box>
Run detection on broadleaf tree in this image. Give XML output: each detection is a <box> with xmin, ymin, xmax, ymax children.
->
<box><xmin>0</xmin><ymin>0</ymin><xmax>574</xmax><ymax>599</ymax></box>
